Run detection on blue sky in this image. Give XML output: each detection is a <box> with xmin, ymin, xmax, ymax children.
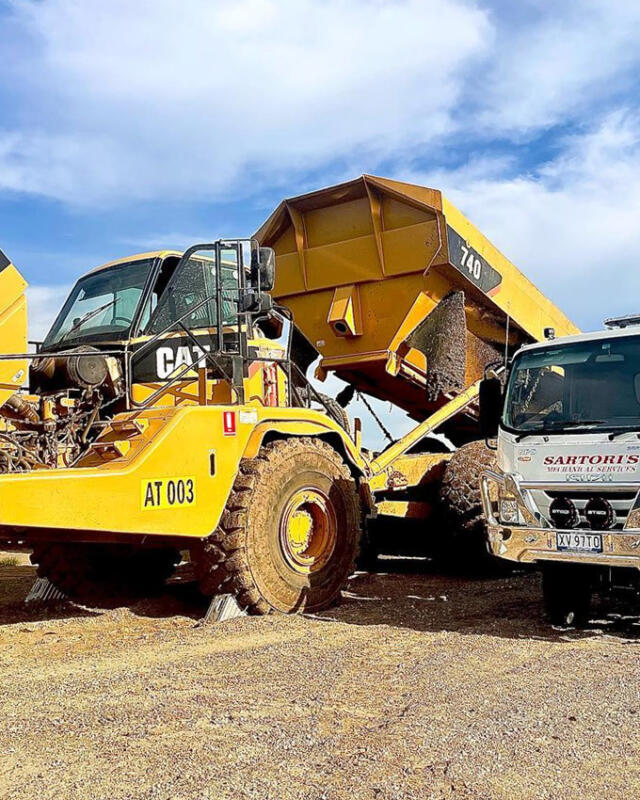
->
<box><xmin>2</xmin><ymin>0</ymin><xmax>640</xmax><ymax>439</ymax></box>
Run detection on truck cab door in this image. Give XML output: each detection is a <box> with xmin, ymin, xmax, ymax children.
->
<box><xmin>130</xmin><ymin>244</ymin><xmax>242</xmax><ymax>385</ymax></box>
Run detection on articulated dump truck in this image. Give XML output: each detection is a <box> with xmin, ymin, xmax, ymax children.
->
<box><xmin>0</xmin><ymin>176</ymin><xmax>577</xmax><ymax>614</ymax></box>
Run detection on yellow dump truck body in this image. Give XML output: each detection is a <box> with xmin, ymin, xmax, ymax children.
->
<box><xmin>256</xmin><ymin>175</ymin><xmax>578</xmax><ymax>427</ymax></box>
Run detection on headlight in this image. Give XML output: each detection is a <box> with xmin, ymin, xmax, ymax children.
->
<box><xmin>499</xmin><ymin>497</ymin><xmax>521</xmax><ymax>525</ymax></box>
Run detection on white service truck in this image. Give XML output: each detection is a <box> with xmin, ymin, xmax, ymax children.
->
<box><xmin>479</xmin><ymin>315</ymin><xmax>640</xmax><ymax>625</ymax></box>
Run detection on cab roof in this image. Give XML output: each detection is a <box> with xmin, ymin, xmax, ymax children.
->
<box><xmin>86</xmin><ymin>250</ymin><xmax>182</xmax><ymax>276</ymax></box>
<box><xmin>517</xmin><ymin>324</ymin><xmax>640</xmax><ymax>354</ymax></box>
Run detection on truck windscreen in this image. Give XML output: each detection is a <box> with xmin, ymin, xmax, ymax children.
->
<box><xmin>503</xmin><ymin>334</ymin><xmax>640</xmax><ymax>435</ymax></box>
<box><xmin>44</xmin><ymin>259</ymin><xmax>154</xmax><ymax>348</ymax></box>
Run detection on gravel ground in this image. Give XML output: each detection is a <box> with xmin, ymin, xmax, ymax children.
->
<box><xmin>1</xmin><ymin>552</ymin><xmax>639</xmax><ymax>800</ymax></box>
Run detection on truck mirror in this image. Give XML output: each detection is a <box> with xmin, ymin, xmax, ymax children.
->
<box><xmin>240</xmin><ymin>290</ymin><xmax>273</xmax><ymax>314</ymax></box>
<box><xmin>251</xmin><ymin>247</ymin><xmax>276</xmax><ymax>291</ymax></box>
<box><xmin>479</xmin><ymin>376</ymin><xmax>502</xmax><ymax>439</ymax></box>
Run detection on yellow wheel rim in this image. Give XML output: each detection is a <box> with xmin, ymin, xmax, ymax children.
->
<box><xmin>279</xmin><ymin>487</ymin><xmax>337</xmax><ymax>575</ymax></box>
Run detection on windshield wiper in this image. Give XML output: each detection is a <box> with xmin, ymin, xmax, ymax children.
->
<box><xmin>514</xmin><ymin>419</ymin><xmax>605</xmax><ymax>441</ymax></box>
<box><xmin>514</xmin><ymin>432</ymin><xmax>543</xmax><ymax>442</ymax></box>
<box><xmin>548</xmin><ymin>419</ymin><xmax>606</xmax><ymax>429</ymax></box>
<box><xmin>60</xmin><ymin>299</ymin><xmax>117</xmax><ymax>343</ymax></box>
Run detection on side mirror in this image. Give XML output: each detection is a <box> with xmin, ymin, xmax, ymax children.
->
<box><xmin>240</xmin><ymin>290</ymin><xmax>273</xmax><ymax>314</ymax></box>
<box><xmin>251</xmin><ymin>247</ymin><xmax>276</xmax><ymax>292</ymax></box>
<box><xmin>479</xmin><ymin>376</ymin><xmax>503</xmax><ymax>439</ymax></box>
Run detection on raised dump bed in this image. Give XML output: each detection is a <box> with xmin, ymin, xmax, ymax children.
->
<box><xmin>256</xmin><ymin>175</ymin><xmax>578</xmax><ymax>446</ymax></box>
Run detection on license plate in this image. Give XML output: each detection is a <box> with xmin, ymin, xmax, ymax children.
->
<box><xmin>556</xmin><ymin>532</ymin><xmax>603</xmax><ymax>553</ymax></box>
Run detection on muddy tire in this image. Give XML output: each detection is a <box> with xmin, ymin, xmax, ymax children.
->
<box><xmin>438</xmin><ymin>440</ymin><xmax>497</xmax><ymax>561</ymax></box>
<box><xmin>30</xmin><ymin>542</ymin><xmax>181</xmax><ymax>599</ymax></box>
<box><xmin>316</xmin><ymin>393</ymin><xmax>352</xmax><ymax>436</ymax></box>
<box><xmin>191</xmin><ymin>438</ymin><xmax>362</xmax><ymax>614</ymax></box>
<box><xmin>541</xmin><ymin>563</ymin><xmax>592</xmax><ymax>627</ymax></box>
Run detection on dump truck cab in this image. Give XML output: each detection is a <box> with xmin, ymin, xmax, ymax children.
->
<box><xmin>3</xmin><ymin>241</ymin><xmax>349</xmax><ymax>470</ymax></box>
<box><xmin>480</xmin><ymin>318</ymin><xmax>640</xmax><ymax>624</ymax></box>
<box><xmin>39</xmin><ymin>245</ymin><xmax>275</xmax><ymax>402</ymax></box>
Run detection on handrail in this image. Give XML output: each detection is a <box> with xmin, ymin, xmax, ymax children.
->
<box><xmin>126</xmin><ymin>285</ymin><xmax>240</xmax><ymax>408</ymax></box>
<box><xmin>129</xmin><ymin>351</ymin><xmax>223</xmax><ymax>409</ymax></box>
<box><xmin>0</xmin><ymin>349</ymin><xmax>124</xmax><ymax>361</ymax></box>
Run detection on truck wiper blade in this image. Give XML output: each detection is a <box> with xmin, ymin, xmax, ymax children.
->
<box><xmin>514</xmin><ymin>420</ymin><xmax>605</xmax><ymax>441</ymax></box>
<box><xmin>61</xmin><ymin>299</ymin><xmax>117</xmax><ymax>342</ymax></box>
<box><xmin>514</xmin><ymin>432</ymin><xmax>543</xmax><ymax>442</ymax></box>
<box><xmin>544</xmin><ymin>419</ymin><xmax>605</xmax><ymax>430</ymax></box>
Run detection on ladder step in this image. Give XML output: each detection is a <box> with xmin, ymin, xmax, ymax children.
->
<box><xmin>91</xmin><ymin>439</ymin><xmax>132</xmax><ymax>458</ymax></box>
<box><xmin>110</xmin><ymin>418</ymin><xmax>148</xmax><ymax>436</ymax></box>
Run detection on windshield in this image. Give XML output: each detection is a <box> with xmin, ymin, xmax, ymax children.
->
<box><xmin>504</xmin><ymin>335</ymin><xmax>640</xmax><ymax>434</ymax></box>
<box><xmin>44</xmin><ymin>259</ymin><xmax>154</xmax><ymax>348</ymax></box>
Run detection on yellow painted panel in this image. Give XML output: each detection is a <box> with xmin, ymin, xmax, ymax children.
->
<box><xmin>304</xmin><ymin>236</ymin><xmax>383</xmax><ymax>291</ymax></box>
<box><xmin>272</xmin><ymin>251</ymin><xmax>306</xmax><ymax>298</ymax></box>
<box><xmin>380</xmin><ymin>219</ymin><xmax>442</xmax><ymax>277</ymax></box>
<box><xmin>0</xmin><ymin>262</ymin><xmax>28</xmax><ymax>408</ymax></box>
<box><xmin>279</xmin><ymin>272</ymin><xmax>426</xmax><ymax>362</ymax></box>
<box><xmin>0</xmin><ymin>405</ymin><xmax>363</xmax><ymax>539</ymax></box>
<box><xmin>304</xmin><ymin>197</ymin><xmax>373</xmax><ymax>249</ymax></box>
<box><xmin>364</xmin><ymin>175</ymin><xmax>443</xmax><ymax>213</ymax></box>
<box><xmin>381</xmin><ymin>195</ymin><xmax>435</xmax><ymax>230</ymax></box>
<box><xmin>0</xmin><ymin>407</ymin><xmax>243</xmax><ymax>537</ymax></box>
<box><xmin>273</xmin><ymin>224</ymin><xmax>297</xmax><ymax>256</ymax></box>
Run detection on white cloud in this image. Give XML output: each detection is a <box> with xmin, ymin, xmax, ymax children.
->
<box><xmin>1</xmin><ymin>0</ymin><xmax>639</xmax><ymax>212</ymax></box>
<box><xmin>0</xmin><ymin>0</ymin><xmax>639</xmax><ymax>209</ymax></box>
<box><xmin>477</xmin><ymin>1</ymin><xmax>640</xmax><ymax>134</ymax></box>
<box><xmin>0</xmin><ymin>0</ymin><xmax>490</xmax><ymax>204</ymax></box>
<box><xmin>407</xmin><ymin>110</ymin><xmax>640</xmax><ymax>330</ymax></box>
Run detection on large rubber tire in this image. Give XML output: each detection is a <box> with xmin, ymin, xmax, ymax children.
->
<box><xmin>30</xmin><ymin>542</ymin><xmax>181</xmax><ymax>599</ymax></box>
<box><xmin>191</xmin><ymin>438</ymin><xmax>362</xmax><ymax>614</ymax></box>
<box><xmin>541</xmin><ymin>563</ymin><xmax>593</xmax><ymax>627</ymax></box>
<box><xmin>315</xmin><ymin>392</ymin><xmax>352</xmax><ymax>436</ymax></box>
<box><xmin>438</xmin><ymin>440</ymin><xmax>497</xmax><ymax>561</ymax></box>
